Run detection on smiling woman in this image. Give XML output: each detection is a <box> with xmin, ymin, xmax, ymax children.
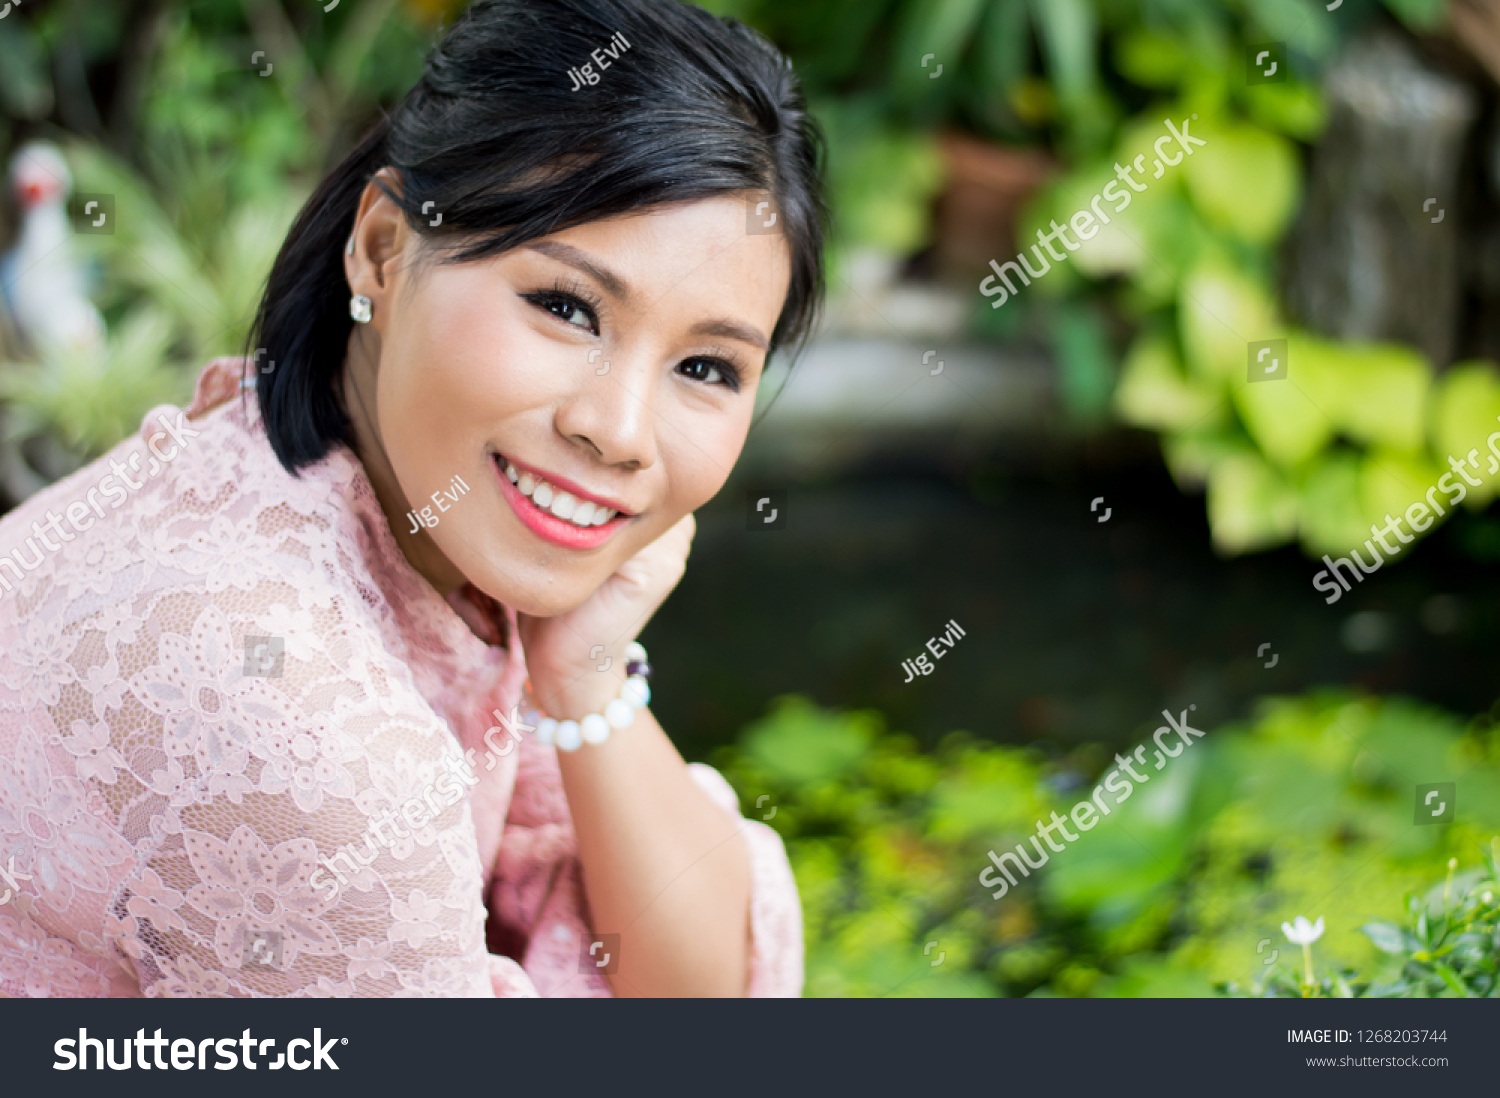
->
<box><xmin>0</xmin><ymin>0</ymin><xmax>826</xmax><ymax>999</ymax></box>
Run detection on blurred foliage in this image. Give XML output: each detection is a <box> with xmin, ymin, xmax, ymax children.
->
<box><xmin>1357</xmin><ymin>852</ymin><xmax>1500</xmax><ymax>998</ymax></box>
<box><xmin>696</xmin><ymin>0</ymin><xmax>1127</xmax><ymax>282</ymax></box>
<box><xmin>694</xmin><ymin>1</ymin><xmax>1493</xmax><ymax>567</ymax></box>
<box><xmin>0</xmin><ymin>303</ymin><xmax>182</xmax><ymax>456</ymax></box>
<box><xmin>688</xmin><ymin>0</ymin><xmax>1436</xmax><ymax>242</ymax></box>
<box><xmin>810</xmin><ymin>93</ymin><xmax>947</xmax><ymax>289</ymax></box>
<box><xmin>1227</xmin><ymin>845</ymin><xmax>1500</xmax><ymax>996</ymax></box>
<box><xmin>0</xmin><ymin>0</ymin><xmax>431</xmax><ymax>457</ymax></box>
<box><xmin>716</xmin><ymin>693</ymin><xmax>1500</xmax><ymax>996</ymax></box>
<box><xmin>994</xmin><ymin>2</ymin><xmax>1500</xmax><ymax>562</ymax></box>
<box><xmin>701</xmin><ymin>0</ymin><xmax>1447</xmax><ymax>155</ymax></box>
<box><xmin>1096</xmin><ymin>128</ymin><xmax>1500</xmax><ymax>559</ymax></box>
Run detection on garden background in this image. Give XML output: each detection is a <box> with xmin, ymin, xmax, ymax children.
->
<box><xmin>1</xmin><ymin>0</ymin><xmax>1498</xmax><ymax>996</ymax></box>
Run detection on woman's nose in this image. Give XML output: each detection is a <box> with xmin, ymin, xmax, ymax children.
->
<box><xmin>553</xmin><ymin>352</ymin><xmax>660</xmax><ymax>470</ymax></box>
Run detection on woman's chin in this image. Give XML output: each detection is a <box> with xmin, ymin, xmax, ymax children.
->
<box><xmin>462</xmin><ymin>571</ymin><xmax>593</xmax><ymax>619</ymax></box>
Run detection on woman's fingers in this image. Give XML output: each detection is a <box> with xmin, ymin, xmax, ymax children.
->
<box><xmin>615</xmin><ymin>513</ymin><xmax>694</xmax><ymax>590</ymax></box>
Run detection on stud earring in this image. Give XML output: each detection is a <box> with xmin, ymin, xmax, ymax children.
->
<box><xmin>345</xmin><ymin>236</ymin><xmax>355</xmax><ymax>256</ymax></box>
<box><xmin>349</xmin><ymin>294</ymin><xmax>373</xmax><ymax>323</ymax></box>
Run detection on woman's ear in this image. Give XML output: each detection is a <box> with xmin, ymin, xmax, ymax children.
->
<box><xmin>345</xmin><ymin>168</ymin><xmax>413</xmax><ymax>326</ymax></box>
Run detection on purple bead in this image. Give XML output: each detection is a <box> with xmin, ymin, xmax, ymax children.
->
<box><xmin>626</xmin><ymin>660</ymin><xmax>652</xmax><ymax>680</ymax></box>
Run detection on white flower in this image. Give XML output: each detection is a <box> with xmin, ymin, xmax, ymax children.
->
<box><xmin>393</xmin><ymin>956</ymin><xmax>489</xmax><ymax>997</ymax></box>
<box><xmin>388</xmin><ymin>889</ymin><xmax>442</xmax><ymax>950</ymax></box>
<box><xmin>0</xmin><ymin>909</ymin><xmax>109</xmax><ymax>997</ymax></box>
<box><xmin>0</xmin><ymin>615</ymin><xmax>80</xmax><ymax>709</ymax></box>
<box><xmin>154</xmin><ymin>953</ymin><xmax>236</xmax><ymax>998</ymax></box>
<box><xmin>1282</xmin><ymin>915</ymin><xmax>1325</xmax><ymax>945</ymax></box>
<box><xmin>0</xmin><ymin>734</ymin><xmax>133</xmax><ymax>910</ymax></box>
<box><xmin>347</xmin><ymin>938</ymin><xmax>394</xmax><ymax>981</ymax></box>
<box><xmin>254</xmin><ymin>603</ymin><xmax>326</xmax><ymax>662</ymax></box>
<box><xmin>129</xmin><ymin>604</ymin><xmax>303</xmax><ymax>802</ymax></box>
<box><xmin>180</xmin><ymin>824</ymin><xmax>340</xmax><ymax>969</ymax></box>
<box><xmin>61</xmin><ymin>717</ymin><xmax>128</xmax><ymax>785</ymax></box>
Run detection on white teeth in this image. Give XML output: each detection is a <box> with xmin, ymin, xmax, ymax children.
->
<box><xmin>506</xmin><ymin>459</ymin><xmax>620</xmax><ymax>528</ymax></box>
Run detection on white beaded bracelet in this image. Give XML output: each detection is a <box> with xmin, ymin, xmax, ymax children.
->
<box><xmin>527</xmin><ymin>641</ymin><xmax>652</xmax><ymax>752</ymax></box>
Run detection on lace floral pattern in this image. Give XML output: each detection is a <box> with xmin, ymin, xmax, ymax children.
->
<box><xmin>0</xmin><ymin>356</ymin><xmax>803</xmax><ymax>998</ymax></box>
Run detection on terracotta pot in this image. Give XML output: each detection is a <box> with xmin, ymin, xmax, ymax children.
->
<box><xmin>932</xmin><ymin>132</ymin><xmax>1057</xmax><ymax>279</ymax></box>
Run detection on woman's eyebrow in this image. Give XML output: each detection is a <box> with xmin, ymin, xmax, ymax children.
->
<box><xmin>691</xmin><ymin>318</ymin><xmax>768</xmax><ymax>353</ymax></box>
<box><xmin>525</xmin><ymin>240</ymin><xmax>770</xmax><ymax>352</ymax></box>
<box><xmin>524</xmin><ymin>240</ymin><xmax>628</xmax><ymax>300</ymax></box>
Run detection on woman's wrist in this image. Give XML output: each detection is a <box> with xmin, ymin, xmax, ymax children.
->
<box><xmin>526</xmin><ymin>642</ymin><xmax>652</xmax><ymax>749</ymax></box>
<box><xmin>529</xmin><ymin>663</ymin><xmax>628</xmax><ymax>722</ymax></box>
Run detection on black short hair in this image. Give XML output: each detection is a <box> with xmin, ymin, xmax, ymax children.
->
<box><xmin>244</xmin><ymin>0</ymin><xmax>827</xmax><ymax>476</ymax></box>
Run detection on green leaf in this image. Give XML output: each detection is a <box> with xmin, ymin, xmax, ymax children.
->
<box><xmin>1177</xmin><ymin>261</ymin><xmax>1279</xmax><ymax>381</ymax></box>
<box><xmin>0</xmin><ymin>304</ymin><xmax>187</xmax><ymax>456</ymax></box>
<box><xmin>1382</xmin><ymin>0</ymin><xmax>1449</xmax><ymax>32</ymax></box>
<box><xmin>975</xmin><ymin>0</ymin><xmax>1031</xmax><ymax>98</ymax></box>
<box><xmin>1332</xmin><ymin>343</ymin><xmax>1431</xmax><ymax>453</ymax></box>
<box><xmin>0</xmin><ymin>19</ymin><xmax>53</xmax><ymax>118</ymax></box>
<box><xmin>1428</xmin><ymin>361</ymin><xmax>1500</xmax><ymax>509</ymax></box>
<box><xmin>1362</xmin><ymin>920</ymin><xmax>1414</xmax><ymax>955</ymax></box>
<box><xmin>929</xmin><ymin>750</ymin><xmax>1048</xmax><ymax>842</ymax></box>
<box><xmin>1161</xmin><ymin>428</ymin><xmax>1254</xmax><ymax>489</ymax></box>
<box><xmin>1051</xmin><ymin>301</ymin><xmax>1116</xmax><ymax>421</ymax></box>
<box><xmin>1244</xmin><ymin>0</ymin><xmax>1337</xmax><ymax>59</ymax></box>
<box><xmin>1358</xmin><ymin>450</ymin><xmax>1449</xmax><ymax>545</ymax></box>
<box><xmin>818</xmin><ymin>100</ymin><xmax>945</xmax><ymax>254</ymax></box>
<box><xmin>1431</xmin><ymin>961</ymin><xmax>1470</xmax><ymax>997</ymax></box>
<box><xmin>1229</xmin><ymin>341</ymin><xmax>1336</xmax><ymax>469</ymax></box>
<box><xmin>1114</xmin><ymin>28</ymin><xmax>1190</xmax><ymax>89</ymax></box>
<box><xmin>1242</xmin><ymin>80</ymin><xmax>1327</xmax><ymax>141</ymax></box>
<box><xmin>1206</xmin><ymin>451</ymin><xmax>1299</xmax><ymax>554</ymax></box>
<box><xmin>1297</xmin><ymin>451</ymin><xmax>1376</xmax><ymax>558</ymax></box>
<box><xmin>1181</xmin><ymin>122</ymin><xmax>1300</xmax><ymax>245</ymax></box>
<box><xmin>742</xmin><ymin>696</ymin><xmax>877</xmax><ymax>785</ymax></box>
<box><xmin>1026</xmin><ymin>0</ymin><xmax>1097</xmax><ymax>114</ymax></box>
<box><xmin>893</xmin><ymin>0</ymin><xmax>988</xmax><ymax>85</ymax></box>
<box><xmin>1043</xmin><ymin>147</ymin><xmax>1199</xmax><ymax>283</ymax></box>
<box><xmin>1113</xmin><ymin>331</ymin><xmax>1226</xmax><ymax>432</ymax></box>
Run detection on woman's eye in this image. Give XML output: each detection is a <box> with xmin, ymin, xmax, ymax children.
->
<box><xmin>678</xmin><ymin>357</ymin><xmax>737</xmax><ymax>390</ymax></box>
<box><xmin>547</xmin><ymin>296</ymin><xmax>593</xmax><ymax>329</ymax></box>
<box><xmin>525</xmin><ymin>291</ymin><xmax>597</xmax><ymax>333</ymax></box>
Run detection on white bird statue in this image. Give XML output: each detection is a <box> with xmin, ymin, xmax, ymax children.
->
<box><xmin>1</xmin><ymin>141</ymin><xmax>106</xmax><ymax>360</ymax></box>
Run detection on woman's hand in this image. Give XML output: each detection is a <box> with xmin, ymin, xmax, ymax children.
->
<box><xmin>516</xmin><ymin>513</ymin><xmax>695</xmax><ymax>717</ymax></box>
<box><xmin>512</xmin><ymin>510</ymin><xmax>750</xmax><ymax>996</ymax></box>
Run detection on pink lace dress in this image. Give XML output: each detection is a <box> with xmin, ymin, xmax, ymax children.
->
<box><xmin>0</xmin><ymin>356</ymin><xmax>802</xmax><ymax>998</ymax></box>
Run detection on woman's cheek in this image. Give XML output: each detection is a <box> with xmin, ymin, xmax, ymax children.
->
<box><xmin>687</xmin><ymin>414</ymin><xmax>753</xmax><ymax>503</ymax></box>
<box><xmin>410</xmin><ymin>277</ymin><xmax>520</xmax><ymax>402</ymax></box>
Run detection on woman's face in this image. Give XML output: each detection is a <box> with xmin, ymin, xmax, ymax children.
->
<box><xmin>343</xmin><ymin>176</ymin><xmax>792</xmax><ymax>617</ymax></box>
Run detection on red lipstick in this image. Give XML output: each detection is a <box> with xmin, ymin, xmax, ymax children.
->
<box><xmin>491</xmin><ymin>453</ymin><xmax>630</xmax><ymax>550</ymax></box>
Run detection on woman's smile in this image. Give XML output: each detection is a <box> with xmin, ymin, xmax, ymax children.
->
<box><xmin>490</xmin><ymin>450</ymin><xmax>633</xmax><ymax>550</ymax></box>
